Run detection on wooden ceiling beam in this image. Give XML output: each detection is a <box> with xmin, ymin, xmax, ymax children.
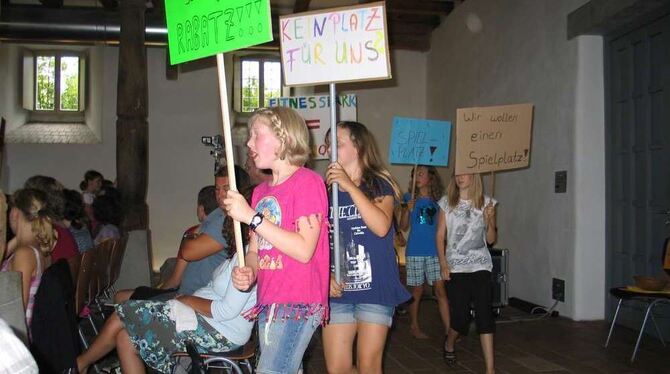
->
<box><xmin>98</xmin><ymin>0</ymin><xmax>118</xmax><ymax>10</ymax></box>
<box><xmin>387</xmin><ymin>12</ymin><xmax>441</xmax><ymax>27</ymax></box>
<box><xmin>38</xmin><ymin>0</ymin><xmax>63</xmax><ymax>8</ymax></box>
<box><xmin>293</xmin><ymin>0</ymin><xmax>311</xmax><ymax>13</ymax></box>
<box><xmin>388</xmin><ymin>33</ymin><xmax>431</xmax><ymax>52</ymax></box>
<box><xmin>385</xmin><ymin>0</ymin><xmax>454</xmax><ymax>16</ymax></box>
<box><xmin>388</xmin><ymin>20</ymin><xmax>436</xmax><ymax>35</ymax></box>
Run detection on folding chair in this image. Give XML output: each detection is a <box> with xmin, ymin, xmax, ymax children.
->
<box><xmin>172</xmin><ymin>336</ymin><xmax>257</xmax><ymax>374</ymax></box>
<box><xmin>605</xmin><ymin>237</ymin><xmax>670</xmax><ymax>362</ymax></box>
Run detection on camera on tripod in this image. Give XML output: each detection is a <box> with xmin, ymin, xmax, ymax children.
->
<box><xmin>201</xmin><ymin>135</ymin><xmax>224</xmax><ymax>172</ymax></box>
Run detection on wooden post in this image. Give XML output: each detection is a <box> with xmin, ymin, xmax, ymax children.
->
<box><xmin>116</xmin><ymin>0</ymin><xmax>149</xmax><ymax>231</ymax></box>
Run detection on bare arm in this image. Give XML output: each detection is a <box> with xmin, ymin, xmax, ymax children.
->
<box><xmin>160</xmin><ymin>258</ymin><xmax>188</xmax><ymax>290</ymax></box>
<box><xmin>326</xmin><ymin>163</ymin><xmax>394</xmax><ymax>237</ymax></box>
<box><xmin>484</xmin><ymin>202</ymin><xmax>497</xmax><ymax>246</ymax></box>
<box><xmin>350</xmin><ymin>191</ymin><xmax>395</xmax><ymax>237</ymax></box>
<box><xmin>398</xmin><ymin>200</ymin><xmax>413</xmax><ymax>232</ymax></box>
<box><xmin>10</xmin><ymin>247</ymin><xmax>37</xmax><ymax>310</ymax></box>
<box><xmin>225</xmin><ymin>190</ymin><xmax>323</xmax><ymax>264</ymax></box>
<box><xmin>251</xmin><ymin>213</ymin><xmax>323</xmax><ymax>263</ymax></box>
<box><xmin>435</xmin><ymin>209</ymin><xmax>450</xmax><ymax>280</ymax></box>
<box><xmin>179</xmin><ymin>234</ymin><xmax>224</xmax><ymax>262</ymax></box>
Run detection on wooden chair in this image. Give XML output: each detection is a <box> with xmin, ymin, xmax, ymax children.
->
<box><xmin>106</xmin><ymin>234</ymin><xmax>128</xmax><ymax>295</ymax></box>
<box><xmin>66</xmin><ymin>253</ymin><xmax>82</xmax><ymax>289</ymax></box>
<box><xmin>75</xmin><ymin>248</ymin><xmax>99</xmax><ymax>337</ymax></box>
<box><xmin>605</xmin><ymin>237</ymin><xmax>670</xmax><ymax>362</ymax></box>
<box><xmin>88</xmin><ymin>239</ymin><xmax>117</xmax><ymax>322</ymax></box>
<box><xmin>74</xmin><ymin>248</ymin><xmax>102</xmax><ymax>373</ymax></box>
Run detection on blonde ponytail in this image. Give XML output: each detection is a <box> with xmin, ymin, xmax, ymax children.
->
<box><xmin>12</xmin><ymin>189</ymin><xmax>56</xmax><ymax>255</ymax></box>
<box><xmin>32</xmin><ymin>210</ymin><xmax>55</xmax><ymax>254</ymax></box>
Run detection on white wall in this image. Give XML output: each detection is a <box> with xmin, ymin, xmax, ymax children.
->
<box><xmin>426</xmin><ymin>0</ymin><xmax>605</xmax><ymax>319</ymax></box>
<box><xmin>2</xmin><ymin>46</ymin><xmax>428</xmax><ymax>270</ymax></box>
<box><xmin>573</xmin><ymin>36</ymin><xmax>605</xmax><ymax>320</ymax></box>
<box><xmin>1</xmin><ymin>45</ymin><xmax>116</xmax><ymax>190</ymax></box>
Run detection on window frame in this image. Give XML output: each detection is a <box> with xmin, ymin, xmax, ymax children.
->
<box><xmin>33</xmin><ymin>51</ymin><xmax>83</xmax><ymax>113</ymax></box>
<box><xmin>239</xmin><ymin>55</ymin><xmax>282</xmax><ymax>113</ymax></box>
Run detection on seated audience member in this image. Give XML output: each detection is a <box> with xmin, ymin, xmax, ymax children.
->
<box><xmin>76</xmin><ymin>194</ymin><xmax>256</xmax><ymax>374</ymax></box>
<box><xmin>24</xmin><ymin>175</ymin><xmax>77</xmax><ymax>262</ymax></box>
<box><xmin>93</xmin><ymin>194</ymin><xmax>122</xmax><ymax>245</ymax></box>
<box><xmin>114</xmin><ymin>185</ymin><xmax>218</xmax><ymax>303</ymax></box>
<box><xmin>2</xmin><ymin>189</ymin><xmax>56</xmax><ymax>334</ymax></box>
<box><xmin>178</xmin><ymin>165</ymin><xmax>250</xmax><ymax>292</ymax></box>
<box><xmin>79</xmin><ymin>170</ymin><xmax>103</xmax><ymax>206</ymax></box>
<box><xmin>63</xmin><ymin>189</ymin><xmax>94</xmax><ymax>253</ymax></box>
<box><xmin>79</xmin><ymin>170</ymin><xmax>103</xmax><ymax>227</ymax></box>
<box><xmin>115</xmin><ymin>165</ymin><xmax>250</xmax><ymax>303</ymax></box>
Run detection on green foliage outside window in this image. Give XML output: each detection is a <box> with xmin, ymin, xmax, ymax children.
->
<box><xmin>35</xmin><ymin>54</ymin><xmax>79</xmax><ymax>112</ymax></box>
<box><xmin>36</xmin><ymin>56</ymin><xmax>55</xmax><ymax>111</ymax></box>
<box><xmin>60</xmin><ymin>57</ymin><xmax>79</xmax><ymax>111</ymax></box>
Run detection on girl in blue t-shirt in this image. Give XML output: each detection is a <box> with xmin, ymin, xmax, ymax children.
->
<box><xmin>399</xmin><ymin>165</ymin><xmax>450</xmax><ymax>341</ymax></box>
<box><xmin>324</xmin><ymin>121</ymin><xmax>410</xmax><ymax>374</ymax></box>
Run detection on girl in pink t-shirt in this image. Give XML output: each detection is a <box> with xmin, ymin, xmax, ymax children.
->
<box><xmin>225</xmin><ymin>107</ymin><xmax>329</xmax><ymax>373</ymax></box>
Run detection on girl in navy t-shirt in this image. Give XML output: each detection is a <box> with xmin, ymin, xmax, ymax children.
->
<box><xmin>324</xmin><ymin>121</ymin><xmax>410</xmax><ymax>374</ymax></box>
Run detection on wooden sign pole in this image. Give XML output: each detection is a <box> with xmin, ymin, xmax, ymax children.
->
<box><xmin>490</xmin><ymin>171</ymin><xmax>496</xmax><ymax>198</ymax></box>
<box><xmin>216</xmin><ymin>54</ymin><xmax>245</xmax><ymax>267</ymax></box>
<box><xmin>411</xmin><ymin>164</ymin><xmax>418</xmax><ymax>200</ymax></box>
<box><xmin>330</xmin><ymin>84</ymin><xmax>341</xmax><ymax>283</ymax></box>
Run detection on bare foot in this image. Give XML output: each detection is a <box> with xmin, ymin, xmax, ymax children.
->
<box><xmin>410</xmin><ymin>326</ymin><xmax>429</xmax><ymax>339</ymax></box>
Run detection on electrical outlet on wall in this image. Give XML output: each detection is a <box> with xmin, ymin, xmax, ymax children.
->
<box><xmin>552</xmin><ymin>278</ymin><xmax>565</xmax><ymax>302</ymax></box>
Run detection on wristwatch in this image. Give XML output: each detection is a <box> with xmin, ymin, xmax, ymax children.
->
<box><xmin>249</xmin><ymin>212</ymin><xmax>264</xmax><ymax>232</ymax></box>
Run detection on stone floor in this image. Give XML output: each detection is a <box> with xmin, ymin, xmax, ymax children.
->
<box><xmin>301</xmin><ymin>300</ymin><xmax>670</xmax><ymax>374</ymax></box>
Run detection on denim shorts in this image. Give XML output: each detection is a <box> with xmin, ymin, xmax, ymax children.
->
<box><xmin>256</xmin><ymin>305</ymin><xmax>323</xmax><ymax>374</ymax></box>
<box><xmin>328</xmin><ymin>302</ymin><xmax>395</xmax><ymax>327</ymax></box>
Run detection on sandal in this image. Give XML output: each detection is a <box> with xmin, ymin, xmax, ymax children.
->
<box><xmin>443</xmin><ymin>348</ymin><xmax>457</xmax><ymax>366</ymax></box>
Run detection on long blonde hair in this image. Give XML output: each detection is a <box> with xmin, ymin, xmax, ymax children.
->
<box><xmin>12</xmin><ymin>189</ymin><xmax>56</xmax><ymax>255</ymax></box>
<box><xmin>446</xmin><ymin>173</ymin><xmax>484</xmax><ymax>210</ymax></box>
<box><xmin>249</xmin><ymin>107</ymin><xmax>311</xmax><ymax>167</ymax></box>
<box><xmin>337</xmin><ymin>121</ymin><xmax>401</xmax><ymax>201</ymax></box>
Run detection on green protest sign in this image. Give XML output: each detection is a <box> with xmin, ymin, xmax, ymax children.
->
<box><xmin>165</xmin><ymin>0</ymin><xmax>273</xmax><ymax>65</ymax></box>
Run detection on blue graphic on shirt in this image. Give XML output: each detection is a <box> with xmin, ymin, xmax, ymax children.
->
<box><xmin>402</xmin><ymin>193</ymin><xmax>439</xmax><ymax>257</ymax></box>
<box><xmin>254</xmin><ymin>196</ymin><xmax>284</xmax><ymax>271</ymax></box>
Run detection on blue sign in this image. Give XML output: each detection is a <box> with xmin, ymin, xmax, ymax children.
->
<box><xmin>389</xmin><ymin>117</ymin><xmax>451</xmax><ymax>166</ymax></box>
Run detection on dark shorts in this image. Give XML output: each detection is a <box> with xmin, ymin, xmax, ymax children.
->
<box><xmin>445</xmin><ymin>270</ymin><xmax>495</xmax><ymax>336</ymax></box>
<box><xmin>130</xmin><ymin>286</ymin><xmax>177</xmax><ymax>301</ymax></box>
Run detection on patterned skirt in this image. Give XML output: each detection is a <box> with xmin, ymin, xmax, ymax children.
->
<box><xmin>116</xmin><ymin>300</ymin><xmax>240</xmax><ymax>373</ymax></box>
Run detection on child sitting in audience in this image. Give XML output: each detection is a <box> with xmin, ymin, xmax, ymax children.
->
<box><xmin>2</xmin><ymin>189</ymin><xmax>56</xmax><ymax>335</ymax></box>
<box><xmin>92</xmin><ymin>194</ymin><xmax>121</xmax><ymax>245</ymax></box>
<box><xmin>80</xmin><ymin>170</ymin><xmax>103</xmax><ymax>206</ymax></box>
<box><xmin>24</xmin><ymin>175</ymin><xmax>78</xmax><ymax>262</ymax></box>
<box><xmin>62</xmin><ymin>189</ymin><xmax>94</xmax><ymax>253</ymax></box>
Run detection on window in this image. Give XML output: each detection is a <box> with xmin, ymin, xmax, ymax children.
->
<box><xmin>240</xmin><ymin>56</ymin><xmax>281</xmax><ymax>112</ymax></box>
<box><xmin>23</xmin><ymin>50</ymin><xmax>86</xmax><ymax>115</ymax></box>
